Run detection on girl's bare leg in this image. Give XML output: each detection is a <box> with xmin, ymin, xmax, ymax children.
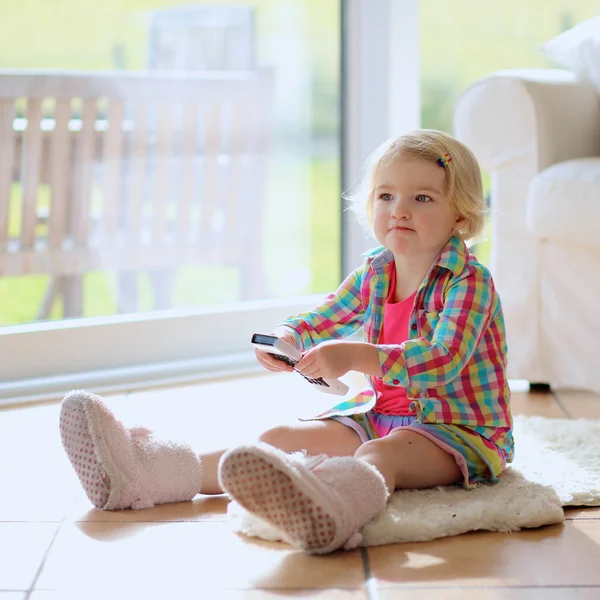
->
<box><xmin>200</xmin><ymin>419</ymin><xmax>362</xmax><ymax>495</ymax></box>
<box><xmin>353</xmin><ymin>429</ymin><xmax>463</xmax><ymax>494</ymax></box>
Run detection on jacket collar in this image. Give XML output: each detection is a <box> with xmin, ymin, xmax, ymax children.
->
<box><xmin>363</xmin><ymin>235</ymin><xmax>469</xmax><ymax>277</ymax></box>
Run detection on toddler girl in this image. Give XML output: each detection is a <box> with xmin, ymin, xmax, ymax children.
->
<box><xmin>60</xmin><ymin>129</ymin><xmax>512</xmax><ymax>555</ymax></box>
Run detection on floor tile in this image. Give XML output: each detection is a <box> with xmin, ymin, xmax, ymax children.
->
<box><xmin>0</xmin><ymin>399</ymin><xmax>124</xmax><ymax>522</ymax></box>
<box><xmin>191</xmin><ymin>592</ymin><xmax>368</xmax><ymax>600</ymax></box>
<box><xmin>368</xmin><ymin>520</ymin><xmax>600</xmax><ymax>588</ymax></box>
<box><xmin>378</xmin><ymin>588</ymin><xmax>600</xmax><ymax>599</ymax></box>
<box><xmin>510</xmin><ymin>391</ymin><xmax>566</xmax><ymax>418</ymax></box>
<box><xmin>67</xmin><ymin>490</ymin><xmax>229</xmax><ymax>523</ymax></box>
<box><xmin>30</xmin><ymin>590</ymin><xmax>367</xmax><ymax>600</ymax></box>
<box><xmin>219</xmin><ymin>592</ymin><xmax>368</xmax><ymax>600</ymax></box>
<box><xmin>35</xmin><ymin>521</ymin><xmax>365</xmax><ymax>594</ymax></box>
<box><xmin>0</xmin><ymin>523</ymin><xmax>58</xmax><ymax>591</ymax></box>
<box><xmin>553</xmin><ymin>390</ymin><xmax>600</xmax><ymax>420</ymax></box>
<box><xmin>565</xmin><ymin>507</ymin><xmax>600</xmax><ymax>520</ymax></box>
<box><xmin>116</xmin><ymin>374</ymin><xmax>340</xmax><ymax>454</ymax></box>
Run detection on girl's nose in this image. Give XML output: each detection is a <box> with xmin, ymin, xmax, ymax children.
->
<box><xmin>391</xmin><ymin>197</ymin><xmax>410</xmax><ymax>219</ymax></box>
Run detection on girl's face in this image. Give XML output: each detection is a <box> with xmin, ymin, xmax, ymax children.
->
<box><xmin>372</xmin><ymin>156</ymin><xmax>461</xmax><ymax>257</ymax></box>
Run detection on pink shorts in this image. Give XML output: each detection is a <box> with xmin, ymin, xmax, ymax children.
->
<box><xmin>331</xmin><ymin>411</ymin><xmax>507</xmax><ymax>488</ymax></box>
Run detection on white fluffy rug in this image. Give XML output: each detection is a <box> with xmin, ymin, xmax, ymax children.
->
<box><xmin>228</xmin><ymin>415</ymin><xmax>600</xmax><ymax>546</ymax></box>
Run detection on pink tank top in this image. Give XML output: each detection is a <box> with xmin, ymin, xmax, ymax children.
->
<box><xmin>373</xmin><ymin>267</ymin><xmax>417</xmax><ymax>415</ymax></box>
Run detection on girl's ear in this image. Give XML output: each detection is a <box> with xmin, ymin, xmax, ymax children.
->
<box><xmin>453</xmin><ymin>215</ymin><xmax>466</xmax><ymax>233</ymax></box>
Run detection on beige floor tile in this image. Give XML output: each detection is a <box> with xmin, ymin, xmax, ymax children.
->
<box><xmin>0</xmin><ymin>398</ymin><xmax>127</xmax><ymax>522</ymax></box>
<box><xmin>35</xmin><ymin>521</ymin><xmax>365</xmax><ymax>594</ymax></box>
<box><xmin>378</xmin><ymin>588</ymin><xmax>600</xmax><ymax>599</ymax></box>
<box><xmin>0</xmin><ymin>404</ymin><xmax>78</xmax><ymax>522</ymax></box>
<box><xmin>510</xmin><ymin>391</ymin><xmax>566</xmax><ymax>418</ymax></box>
<box><xmin>201</xmin><ymin>592</ymin><xmax>368</xmax><ymax>600</ymax></box>
<box><xmin>67</xmin><ymin>490</ymin><xmax>229</xmax><ymax>523</ymax></box>
<box><xmin>553</xmin><ymin>390</ymin><xmax>600</xmax><ymax>420</ymax></box>
<box><xmin>233</xmin><ymin>592</ymin><xmax>367</xmax><ymax>600</ymax></box>
<box><xmin>565</xmin><ymin>507</ymin><xmax>600</xmax><ymax>520</ymax></box>
<box><xmin>30</xmin><ymin>590</ymin><xmax>367</xmax><ymax>600</ymax></box>
<box><xmin>111</xmin><ymin>374</ymin><xmax>342</xmax><ymax>454</ymax></box>
<box><xmin>0</xmin><ymin>523</ymin><xmax>58</xmax><ymax>591</ymax></box>
<box><xmin>368</xmin><ymin>520</ymin><xmax>600</xmax><ymax>588</ymax></box>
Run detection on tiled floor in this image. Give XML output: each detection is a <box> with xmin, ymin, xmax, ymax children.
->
<box><xmin>1</xmin><ymin>372</ymin><xmax>599</xmax><ymax>599</ymax></box>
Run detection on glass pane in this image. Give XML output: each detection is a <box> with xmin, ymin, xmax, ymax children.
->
<box><xmin>0</xmin><ymin>0</ymin><xmax>341</xmax><ymax>326</ymax></box>
<box><xmin>420</xmin><ymin>2</ymin><xmax>599</xmax><ymax>264</ymax></box>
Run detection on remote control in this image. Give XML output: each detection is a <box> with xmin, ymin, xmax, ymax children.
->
<box><xmin>251</xmin><ymin>333</ymin><xmax>349</xmax><ymax>396</ymax></box>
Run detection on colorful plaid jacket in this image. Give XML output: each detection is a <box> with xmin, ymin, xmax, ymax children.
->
<box><xmin>280</xmin><ymin>236</ymin><xmax>514</xmax><ymax>460</ymax></box>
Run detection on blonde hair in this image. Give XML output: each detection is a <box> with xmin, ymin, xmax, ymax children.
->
<box><xmin>346</xmin><ymin>129</ymin><xmax>486</xmax><ymax>241</ymax></box>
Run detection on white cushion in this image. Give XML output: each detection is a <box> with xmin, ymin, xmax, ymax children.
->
<box><xmin>539</xmin><ymin>16</ymin><xmax>600</xmax><ymax>93</ymax></box>
<box><xmin>527</xmin><ymin>157</ymin><xmax>600</xmax><ymax>248</ymax></box>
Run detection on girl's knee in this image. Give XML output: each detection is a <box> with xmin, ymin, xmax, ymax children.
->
<box><xmin>258</xmin><ymin>421</ymin><xmax>361</xmax><ymax>456</ymax></box>
<box><xmin>258</xmin><ymin>425</ymin><xmax>296</xmax><ymax>451</ymax></box>
<box><xmin>354</xmin><ymin>437</ymin><xmax>388</xmax><ymax>460</ymax></box>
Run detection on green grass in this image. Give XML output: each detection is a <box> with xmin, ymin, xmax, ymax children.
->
<box><xmin>310</xmin><ymin>157</ymin><xmax>341</xmax><ymax>291</ymax></box>
<box><xmin>419</xmin><ymin>1</ymin><xmax>599</xmax><ymax>132</ymax></box>
<box><xmin>472</xmin><ymin>224</ymin><xmax>492</xmax><ymax>268</ymax></box>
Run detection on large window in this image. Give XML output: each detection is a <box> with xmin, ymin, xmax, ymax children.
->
<box><xmin>0</xmin><ymin>0</ymin><xmax>341</xmax><ymax>327</ymax></box>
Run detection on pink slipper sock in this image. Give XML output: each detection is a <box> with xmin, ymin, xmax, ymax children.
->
<box><xmin>218</xmin><ymin>443</ymin><xmax>389</xmax><ymax>554</ymax></box>
<box><xmin>59</xmin><ymin>390</ymin><xmax>203</xmax><ymax>510</ymax></box>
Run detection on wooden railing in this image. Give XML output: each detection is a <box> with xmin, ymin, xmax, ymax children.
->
<box><xmin>0</xmin><ymin>70</ymin><xmax>274</xmax><ymax>316</ymax></box>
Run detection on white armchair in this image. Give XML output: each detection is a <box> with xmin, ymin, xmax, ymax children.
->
<box><xmin>455</xmin><ymin>69</ymin><xmax>600</xmax><ymax>393</ymax></box>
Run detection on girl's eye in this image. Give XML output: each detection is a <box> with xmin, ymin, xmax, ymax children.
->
<box><xmin>379</xmin><ymin>193</ymin><xmax>394</xmax><ymax>201</ymax></box>
<box><xmin>416</xmin><ymin>195</ymin><xmax>432</xmax><ymax>203</ymax></box>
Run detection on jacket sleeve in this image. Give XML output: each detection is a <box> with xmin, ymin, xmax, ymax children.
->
<box><xmin>277</xmin><ymin>262</ymin><xmax>367</xmax><ymax>351</ymax></box>
<box><xmin>376</xmin><ymin>266</ymin><xmax>498</xmax><ymax>388</ymax></box>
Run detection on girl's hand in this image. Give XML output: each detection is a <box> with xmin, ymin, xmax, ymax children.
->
<box><xmin>295</xmin><ymin>340</ymin><xmax>355</xmax><ymax>380</ymax></box>
<box><xmin>254</xmin><ymin>330</ymin><xmax>298</xmax><ymax>373</ymax></box>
